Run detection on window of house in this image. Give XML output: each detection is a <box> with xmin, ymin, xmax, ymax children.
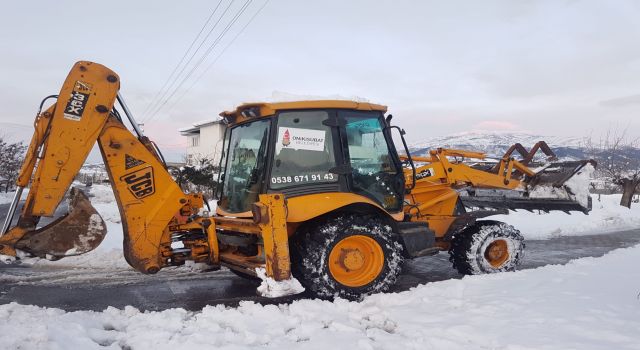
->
<box><xmin>191</xmin><ymin>135</ymin><xmax>200</xmax><ymax>147</ymax></box>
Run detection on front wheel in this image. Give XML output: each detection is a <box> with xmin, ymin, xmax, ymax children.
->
<box><xmin>449</xmin><ymin>221</ymin><xmax>524</xmax><ymax>275</ymax></box>
<box><xmin>291</xmin><ymin>215</ymin><xmax>403</xmax><ymax>300</ymax></box>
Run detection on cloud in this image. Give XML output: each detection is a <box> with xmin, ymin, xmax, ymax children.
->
<box><xmin>599</xmin><ymin>94</ymin><xmax>640</xmax><ymax>107</ymax></box>
<box><xmin>473</xmin><ymin>120</ymin><xmax>520</xmax><ymax>131</ymax></box>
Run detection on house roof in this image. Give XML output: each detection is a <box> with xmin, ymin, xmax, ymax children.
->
<box><xmin>179</xmin><ymin>118</ymin><xmax>225</xmax><ymax>135</ymax></box>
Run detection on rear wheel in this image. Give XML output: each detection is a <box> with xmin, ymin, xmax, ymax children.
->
<box><xmin>291</xmin><ymin>214</ymin><xmax>403</xmax><ymax>300</ymax></box>
<box><xmin>449</xmin><ymin>221</ymin><xmax>524</xmax><ymax>275</ymax></box>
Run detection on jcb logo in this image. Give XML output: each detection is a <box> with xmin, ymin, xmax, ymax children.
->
<box><xmin>120</xmin><ymin>167</ymin><xmax>155</xmax><ymax>199</ymax></box>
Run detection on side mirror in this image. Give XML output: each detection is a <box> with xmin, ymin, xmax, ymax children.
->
<box><xmin>385</xmin><ymin>114</ymin><xmax>393</xmax><ymax>126</ymax></box>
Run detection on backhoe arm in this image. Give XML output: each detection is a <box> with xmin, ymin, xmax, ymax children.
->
<box><xmin>0</xmin><ymin>62</ymin><xmax>118</xmax><ymax>258</ymax></box>
<box><xmin>0</xmin><ymin>62</ymin><xmax>205</xmax><ymax>275</ymax></box>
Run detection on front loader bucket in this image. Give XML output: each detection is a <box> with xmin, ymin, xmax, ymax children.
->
<box><xmin>461</xmin><ymin>160</ymin><xmax>596</xmax><ymax>214</ymax></box>
<box><xmin>14</xmin><ymin>188</ymin><xmax>107</xmax><ymax>258</ymax></box>
<box><xmin>527</xmin><ymin>160</ymin><xmax>596</xmax><ymax>189</ymax></box>
<box><xmin>525</xmin><ymin>160</ymin><xmax>596</xmax><ymax>212</ymax></box>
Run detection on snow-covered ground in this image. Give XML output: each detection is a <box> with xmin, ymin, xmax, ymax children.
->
<box><xmin>2</xmin><ymin>244</ymin><xmax>639</xmax><ymax>349</ymax></box>
<box><xmin>494</xmin><ymin>194</ymin><xmax>640</xmax><ymax>239</ymax></box>
<box><xmin>0</xmin><ymin>188</ymin><xmax>28</xmax><ymax>205</ymax></box>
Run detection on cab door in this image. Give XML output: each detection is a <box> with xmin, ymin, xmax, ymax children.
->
<box><xmin>340</xmin><ymin>110</ymin><xmax>404</xmax><ymax>212</ymax></box>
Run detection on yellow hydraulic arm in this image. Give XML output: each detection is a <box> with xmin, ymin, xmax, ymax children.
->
<box><xmin>0</xmin><ymin>61</ymin><xmax>203</xmax><ymax>274</ymax></box>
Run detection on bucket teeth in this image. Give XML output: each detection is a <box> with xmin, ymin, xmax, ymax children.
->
<box><xmin>14</xmin><ymin>188</ymin><xmax>107</xmax><ymax>258</ymax></box>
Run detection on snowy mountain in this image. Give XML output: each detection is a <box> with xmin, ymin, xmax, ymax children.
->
<box><xmin>409</xmin><ymin>132</ymin><xmax>589</xmax><ymax>160</ymax></box>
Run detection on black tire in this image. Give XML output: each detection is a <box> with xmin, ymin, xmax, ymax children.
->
<box><xmin>291</xmin><ymin>214</ymin><xmax>403</xmax><ymax>300</ymax></box>
<box><xmin>449</xmin><ymin>220</ymin><xmax>524</xmax><ymax>275</ymax></box>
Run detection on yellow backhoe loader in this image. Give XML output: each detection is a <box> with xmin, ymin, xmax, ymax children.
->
<box><xmin>0</xmin><ymin>61</ymin><xmax>595</xmax><ymax>299</ymax></box>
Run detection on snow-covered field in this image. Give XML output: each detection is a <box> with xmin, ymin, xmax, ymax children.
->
<box><xmin>1</xmin><ymin>244</ymin><xmax>639</xmax><ymax>349</ymax></box>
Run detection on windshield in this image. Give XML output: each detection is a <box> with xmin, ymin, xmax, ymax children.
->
<box><xmin>218</xmin><ymin>119</ymin><xmax>271</xmax><ymax>213</ymax></box>
<box><xmin>270</xmin><ymin>110</ymin><xmax>338</xmax><ymax>189</ymax></box>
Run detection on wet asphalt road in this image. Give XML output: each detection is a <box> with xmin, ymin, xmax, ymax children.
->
<box><xmin>1</xmin><ymin>192</ymin><xmax>639</xmax><ymax>312</ymax></box>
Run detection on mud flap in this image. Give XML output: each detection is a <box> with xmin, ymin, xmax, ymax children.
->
<box><xmin>15</xmin><ymin>188</ymin><xmax>107</xmax><ymax>258</ymax></box>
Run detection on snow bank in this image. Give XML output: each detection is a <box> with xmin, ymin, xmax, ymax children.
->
<box><xmin>2</xmin><ymin>245</ymin><xmax>639</xmax><ymax>349</ymax></box>
<box><xmin>255</xmin><ymin>267</ymin><xmax>305</xmax><ymax>298</ymax></box>
<box><xmin>495</xmin><ymin>194</ymin><xmax>640</xmax><ymax>239</ymax></box>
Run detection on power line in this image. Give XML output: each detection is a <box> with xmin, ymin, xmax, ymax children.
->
<box><xmin>167</xmin><ymin>0</ymin><xmax>270</xmax><ymax>112</ymax></box>
<box><xmin>145</xmin><ymin>0</ymin><xmax>254</xmax><ymax>123</ymax></box>
<box><xmin>145</xmin><ymin>0</ymin><xmax>253</xmax><ymax>123</ymax></box>
<box><xmin>141</xmin><ymin>1</ymin><xmax>224</xmax><ymax>119</ymax></box>
<box><xmin>144</xmin><ymin>0</ymin><xmax>238</xmax><ymax>123</ymax></box>
<box><xmin>141</xmin><ymin>0</ymin><xmax>231</xmax><ymax>120</ymax></box>
<box><xmin>140</xmin><ymin>1</ymin><xmax>224</xmax><ymax>119</ymax></box>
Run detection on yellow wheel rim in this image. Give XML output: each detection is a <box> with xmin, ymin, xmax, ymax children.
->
<box><xmin>328</xmin><ymin>235</ymin><xmax>384</xmax><ymax>287</ymax></box>
<box><xmin>484</xmin><ymin>239</ymin><xmax>509</xmax><ymax>268</ymax></box>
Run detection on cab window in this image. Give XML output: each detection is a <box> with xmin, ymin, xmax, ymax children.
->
<box><xmin>270</xmin><ymin>110</ymin><xmax>338</xmax><ymax>189</ymax></box>
<box><xmin>218</xmin><ymin>118</ymin><xmax>270</xmax><ymax>213</ymax></box>
<box><xmin>343</xmin><ymin>111</ymin><xmax>403</xmax><ymax>211</ymax></box>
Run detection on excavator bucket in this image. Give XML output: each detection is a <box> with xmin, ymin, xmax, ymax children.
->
<box><xmin>461</xmin><ymin>160</ymin><xmax>596</xmax><ymax>214</ymax></box>
<box><xmin>14</xmin><ymin>188</ymin><xmax>107</xmax><ymax>259</ymax></box>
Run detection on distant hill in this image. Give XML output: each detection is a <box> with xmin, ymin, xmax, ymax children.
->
<box><xmin>409</xmin><ymin>132</ymin><xmax>590</xmax><ymax>160</ymax></box>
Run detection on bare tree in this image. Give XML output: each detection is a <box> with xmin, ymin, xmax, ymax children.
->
<box><xmin>586</xmin><ymin>128</ymin><xmax>640</xmax><ymax>208</ymax></box>
<box><xmin>0</xmin><ymin>137</ymin><xmax>28</xmax><ymax>192</ymax></box>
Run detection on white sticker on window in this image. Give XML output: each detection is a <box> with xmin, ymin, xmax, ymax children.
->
<box><xmin>277</xmin><ymin>127</ymin><xmax>326</xmax><ymax>152</ymax></box>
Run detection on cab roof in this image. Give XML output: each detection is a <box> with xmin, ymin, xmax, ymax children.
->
<box><xmin>220</xmin><ymin>100</ymin><xmax>388</xmax><ymax>125</ymax></box>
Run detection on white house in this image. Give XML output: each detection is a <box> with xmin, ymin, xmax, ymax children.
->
<box><xmin>179</xmin><ymin>119</ymin><xmax>227</xmax><ymax>166</ymax></box>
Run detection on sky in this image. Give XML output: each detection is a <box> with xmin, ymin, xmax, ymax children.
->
<box><xmin>1</xmin><ymin>0</ymin><xmax>639</xmax><ymax>161</ymax></box>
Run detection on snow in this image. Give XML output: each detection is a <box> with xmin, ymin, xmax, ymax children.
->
<box><xmin>255</xmin><ymin>267</ymin><xmax>305</xmax><ymax>298</ymax></box>
<box><xmin>410</xmin><ymin>131</ymin><xmax>586</xmax><ymax>157</ymax></box>
<box><xmin>3</xmin><ymin>184</ymin><xmax>640</xmax><ymax>348</ymax></box>
<box><xmin>529</xmin><ymin>163</ymin><xmax>595</xmax><ymax>208</ymax></box>
<box><xmin>0</xmin><ymin>188</ymin><xmax>28</xmax><ymax>205</ymax></box>
<box><xmin>1</xmin><ymin>244</ymin><xmax>639</xmax><ymax>349</ymax></box>
<box><xmin>563</xmin><ymin>163</ymin><xmax>595</xmax><ymax>207</ymax></box>
<box><xmin>493</xmin><ymin>193</ymin><xmax>640</xmax><ymax>239</ymax></box>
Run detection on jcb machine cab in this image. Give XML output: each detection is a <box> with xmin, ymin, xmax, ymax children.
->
<box><xmin>216</xmin><ymin>102</ymin><xmax>410</xmax><ymax>298</ymax></box>
<box><xmin>1</xmin><ymin>62</ymin><xmax>594</xmax><ymax>299</ymax></box>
